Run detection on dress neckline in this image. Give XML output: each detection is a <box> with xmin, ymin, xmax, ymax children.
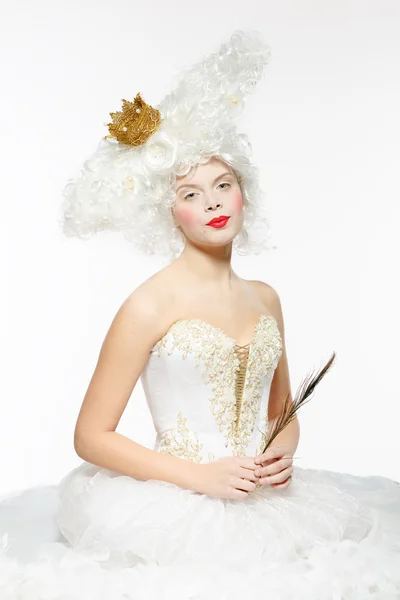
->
<box><xmin>164</xmin><ymin>313</ymin><xmax>277</xmax><ymax>349</ymax></box>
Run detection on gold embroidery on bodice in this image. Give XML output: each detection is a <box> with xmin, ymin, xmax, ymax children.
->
<box><xmin>153</xmin><ymin>314</ymin><xmax>283</xmax><ymax>457</ymax></box>
<box><xmin>159</xmin><ymin>412</ymin><xmax>204</xmax><ymax>463</ymax></box>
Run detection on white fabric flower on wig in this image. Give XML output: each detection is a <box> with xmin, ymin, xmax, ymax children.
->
<box><xmin>142</xmin><ymin>132</ymin><xmax>178</xmax><ymax>174</ymax></box>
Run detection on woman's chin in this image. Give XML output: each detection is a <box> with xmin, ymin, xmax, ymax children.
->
<box><xmin>194</xmin><ymin>226</ymin><xmax>241</xmax><ymax>245</ymax></box>
<box><xmin>184</xmin><ymin>234</ymin><xmax>238</xmax><ymax>253</ymax></box>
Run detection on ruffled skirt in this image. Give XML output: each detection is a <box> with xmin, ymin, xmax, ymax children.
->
<box><xmin>0</xmin><ymin>462</ymin><xmax>399</xmax><ymax>599</ymax></box>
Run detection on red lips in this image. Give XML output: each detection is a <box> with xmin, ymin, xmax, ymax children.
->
<box><xmin>206</xmin><ymin>215</ymin><xmax>230</xmax><ymax>228</ymax></box>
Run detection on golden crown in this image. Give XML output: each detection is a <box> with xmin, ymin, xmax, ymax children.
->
<box><xmin>105</xmin><ymin>93</ymin><xmax>161</xmax><ymax>147</ymax></box>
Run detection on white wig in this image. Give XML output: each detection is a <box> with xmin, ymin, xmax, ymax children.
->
<box><xmin>60</xmin><ymin>31</ymin><xmax>276</xmax><ymax>259</ymax></box>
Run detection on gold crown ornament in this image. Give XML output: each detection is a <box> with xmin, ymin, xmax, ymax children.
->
<box><xmin>105</xmin><ymin>93</ymin><xmax>161</xmax><ymax>147</ymax></box>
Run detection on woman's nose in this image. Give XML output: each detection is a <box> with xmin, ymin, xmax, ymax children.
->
<box><xmin>205</xmin><ymin>197</ymin><xmax>222</xmax><ymax>210</ymax></box>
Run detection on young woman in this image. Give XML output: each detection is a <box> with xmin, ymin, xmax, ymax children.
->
<box><xmin>1</xmin><ymin>31</ymin><xmax>399</xmax><ymax>599</ymax></box>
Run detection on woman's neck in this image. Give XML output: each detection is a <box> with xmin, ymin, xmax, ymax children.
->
<box><xmin>175</xmin><ymin>242</ymin><xmax>235</xmax><ymax>285</ymax></box>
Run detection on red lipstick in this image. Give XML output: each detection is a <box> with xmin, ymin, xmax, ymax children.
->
<box><xmin>206</xmin><ymin>215</ymin><xmax>230</xmax><ymax>228</ymax></box>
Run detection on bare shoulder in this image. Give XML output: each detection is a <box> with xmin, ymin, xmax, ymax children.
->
<box><xmin>246</xmin><ymin>279</ymin><xmax>286</xmax><ymax>336</ymax></box>
<box><xmin>116</xmin><ymin>266</ymin><xmax>177</xmax><ymax>348</ymax></box>
<box><xmin>247</xmin><ymin>279</ymin><xmax>282</xmax><ymax>314</ymax></box>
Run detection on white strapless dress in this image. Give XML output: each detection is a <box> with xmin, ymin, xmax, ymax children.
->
<box><xmin>0</xmin><ymin>315</ymin><xmax>399</xmax><ymax>599</ymax></box>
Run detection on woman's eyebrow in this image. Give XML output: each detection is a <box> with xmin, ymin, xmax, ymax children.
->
<box><xmin>176</xmin><ymin>172</ymin><xmax>233</xmax><ymax>193</ymax></box>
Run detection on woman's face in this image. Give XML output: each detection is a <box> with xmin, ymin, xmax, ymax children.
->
<box><xmin>172</xmin><ymin>157</ymin><xmax>244</xmax><ymax>248</ymax></box>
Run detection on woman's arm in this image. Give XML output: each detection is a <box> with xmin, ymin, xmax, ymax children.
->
<box><xmin>251</xmin><ymin>281</ymin><xmax>300</xmax><ymax>457</ymax></box>
<box><xmin>268</xmin><ymin>286</ymin><xmax>300</xmax><ymax>456</ymax></box>
<box><xmin>73</xmin><ymin>283</ymin><xmax>200</xmax><ymax>492</ymax></box>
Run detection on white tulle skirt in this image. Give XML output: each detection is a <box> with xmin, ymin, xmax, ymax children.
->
<box><xmin>0</xmin><ymin>461</ymin><xmax>399</xmax><ymax>599</ymax></box>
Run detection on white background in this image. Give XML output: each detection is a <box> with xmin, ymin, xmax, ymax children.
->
<box><xmin>2</xmin><ymin>0</ymin><xmax>400</xmax><ymax>496</ymax></box>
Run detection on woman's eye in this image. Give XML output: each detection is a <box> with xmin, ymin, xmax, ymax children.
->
<box><xmin>184</xmin><ymin>183</ymin><xmax>229</xmax><ymax>200</ymax></box>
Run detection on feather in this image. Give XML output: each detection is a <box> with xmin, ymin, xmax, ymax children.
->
<box><xmin>260</xmin><ymin>351</ymin><xmax>336</xmax><ymax>454</ymax></box>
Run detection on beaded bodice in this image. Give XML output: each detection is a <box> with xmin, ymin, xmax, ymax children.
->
<box><xmin>140</xmin><ymin>314</ymin><xmax>283</xmax><ymax>463</ymax></box>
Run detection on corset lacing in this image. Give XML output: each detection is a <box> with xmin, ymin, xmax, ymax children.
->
<box><xmin>233</xmin><ymin>343</ymin><xmax>250</xmax><ymax>432</ymax></box>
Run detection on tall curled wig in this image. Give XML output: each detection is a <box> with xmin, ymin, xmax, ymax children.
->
<box><xmin>60</xmin><ymin>31</ymin><xmax>276</xmax><ymax>260</ymax></box>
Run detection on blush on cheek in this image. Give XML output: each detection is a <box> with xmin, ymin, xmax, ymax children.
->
<box><xmin>232</xmin><ymin>192</ymin><xmax>244</xmax><ymax>213</ymax></box>
<box><xmin>178</xmin><ymin>207</ymin><xmax>196</xmax><ymax>229</ymax></box>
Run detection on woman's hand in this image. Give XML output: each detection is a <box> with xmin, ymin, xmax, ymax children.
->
<box><xmin>193</xmin><ymin>456</ymin><xmax>259</xmax><ymax>500</ymax></box>
<box><xmin>254</xmin><ymin>445</ymin><xmax>294</xmax><ymax>490</ymax></box>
